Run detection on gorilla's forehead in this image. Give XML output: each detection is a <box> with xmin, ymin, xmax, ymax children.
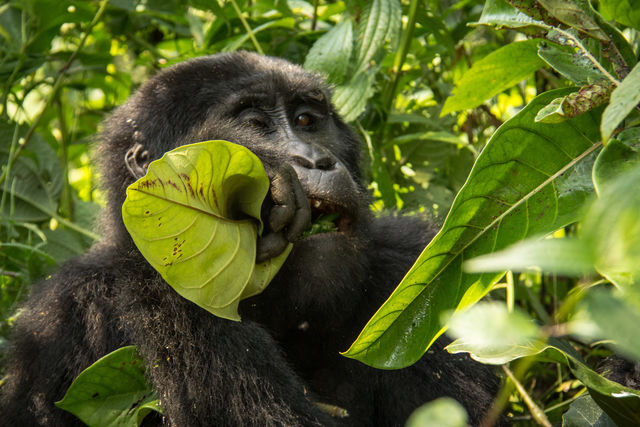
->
<box><xmin>157</xmin><ymin>52</ymin><xmax>328</xmax><ymax>108</ymax></box>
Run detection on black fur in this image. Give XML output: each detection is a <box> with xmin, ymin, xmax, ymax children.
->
<box><xmin>0</xmin><ymin>52</ymin><xmax>498</xmax><ymax>426</ymax></box>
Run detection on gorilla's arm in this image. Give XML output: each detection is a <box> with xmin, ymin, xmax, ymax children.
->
<box><xmin>114</xmin><ymin>253</ymin><xmax>332</xmax><ymax>426</ymax></box>
<box><xmin>0</xmin><ymin>247</ymin><xmax>335</xmax><ymax>426</ymax></box>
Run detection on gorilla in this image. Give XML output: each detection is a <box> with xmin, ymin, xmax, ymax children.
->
<box><xmin>0</xmin><ymin>52</ymin><xmax>498</xmax><ymax>426</ymax></box>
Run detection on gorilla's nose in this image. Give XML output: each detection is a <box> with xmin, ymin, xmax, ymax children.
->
<box><xmin>291</xmin><ymin>145</ymin><xmax>337</xmax><ymax>171</ymax></box>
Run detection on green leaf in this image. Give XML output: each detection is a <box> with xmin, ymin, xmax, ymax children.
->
<box><xmin>333</xmin><ymin>70</ymin><xmax>377</xmax><ymax>122</ymax></box>
<box><xmin>601</xmin><ymin>61</ymin><xmax>640</xmax><ymax>142</ymax></box>
<box><xmin>55</xmin><ymin>346</ymin><xmax>161</xmax><ymax>427</ymax></box>
<box><xmin>592</xmin><ymin>128</ymin><xmax>640</xmax><ymax>193</ymax></box>
<box><xmin>122</xmin><ymin>140</ymin><xmax>291</xmax><ymax>321</ymax></box>
<box><xmin>464</xmin><ymin>237</ymin><xmax>595</xmax><ymax>276</ymax></box>
<box><xmin>445</xmin><ymin>302</ymin><xmax>544</xmax><ymax>365</ymax></box>
<box><xmin>535</xmin><ymin>82</ymin><xmax>612</xmax><ymax>124</ymax></box>
<box><xmin>405</xmin><ymin>397</ymin><xmax>468</xmax><ymax>427</ymax></box>
<box><xmin>304</xmin><ymin>19</ymin><xmax>353</xmax><ymax>85</ymax></box>
<box><xmin>344</xmin><ymin>89</ymin><xmax>600</xmax><ymax>369</ymax></box>
<box><xmin>570</xmin><ymin>288</ymin><xmax>640</xmax><ymax>361</ymax></box>
<box><xmin>562</xmin><ymin>394</ymin><xmax>617</xmax><ymax>427</ymax></box>
<box><xmin>600</xmin><ymin>0</ymin><xmax>640</xmax><ymax>32</ymax></box>
<box><xmin>583</xmin><ymin>167</ymin><xmax>640</xmax><ymax>287</ymax></box>
<box><xmin>353</xmin><ymin>0</ymin><xmax>401</xmax><ymax>72</ymax></box>
<box><xmin>537</xmin><ymin>42</ymin><xmax>605</xmax><ymax>84</ymax></box>
<box><xmin>441</xmin><ymin>39</ymin><xmax>545</xmax><ymax>115</ymax></box>
<box><xmin>476</xmin><ymin>0</ymin><xmax>541</xmax><ymax>29</ymax></box>
<box><xmin>537</xmin><ymin>0</ymin><xmax>608</xmax><ymax>40</ymax></box>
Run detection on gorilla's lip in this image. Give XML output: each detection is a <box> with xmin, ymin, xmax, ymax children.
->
<box><xmin>306</xmin><ymin>197</ymin><xmax>354</xmax><ymax>234</ymax></box>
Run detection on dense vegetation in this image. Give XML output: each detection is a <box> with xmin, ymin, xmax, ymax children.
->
<box><xmin>1</xmin><ymin>0</ymin><xmax>639</xmax><ymax>425</ymax></box>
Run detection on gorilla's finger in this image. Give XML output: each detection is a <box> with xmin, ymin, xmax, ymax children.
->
<box><xmin>285</xmin><ymin>175</ymin><xmax>311</xmax><ymax>242</ymax></box>
<box><xmin>268</xmin><ymin>166</ymin><xmax>297</xmax><ymax>231</ymax></box>
<box><xmin>269</xmin><ymin>205</ymin><xmax>291</xmax><ymax>232</ymax></box>
<box><xmin>256</xmin><ymin>232</ymin><xmax>289</xmax><ymax>262</ymax></box>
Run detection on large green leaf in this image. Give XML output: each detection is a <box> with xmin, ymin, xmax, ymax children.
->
<box><xmin>122</xmin><ymin>140</ymin><xmax>291</xmax><ymax>321</ymax></box>
<box><xmin>344</xmin><ymin>89</ymin><xmax>600</xmax><ymax>369</ymax></box>
<box><xmin>55</xmin><ymin>346</ymin><xmax>161</xmax><ymax>427</ymax></box>
<box><xmin>441</xmin><ymin>39</ymin><xmax>545</xmax><ymax>115</ymax></box>
<box><xmin>601</xmin><ymin>61</ymin><xmax>640</xmax><ymax>142</ymax></box>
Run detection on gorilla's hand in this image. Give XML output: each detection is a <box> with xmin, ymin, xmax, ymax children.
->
<box><xmin>256</xmin><ymin>163</ymin><xmax>311</xmax><ymax>262</ymax></box>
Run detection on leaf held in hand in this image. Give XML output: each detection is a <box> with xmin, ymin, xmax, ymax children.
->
<box><xmin>122</xmin><ymin>140</ymin><xmax>291</xmax><ymax>321</ymax></box>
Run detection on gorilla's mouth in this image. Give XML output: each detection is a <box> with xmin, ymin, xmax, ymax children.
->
<box><xmin>305</xmin><ymin>197</ymin><xmax>353</xmax><ymax>236</ymax></box>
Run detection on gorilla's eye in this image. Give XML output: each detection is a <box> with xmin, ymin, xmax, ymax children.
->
<box><xmin>295</xmin><ymin>113</ymin><xmax>312</xmax><ymax>128</ymax></box>
<box><xmin>238</xmin><ymin>110</ymin><xmax>270</xmax><ymax>130</ymax></box>
<box><xmin>245</xmin><ymin>118</ymin><xmax>267</xmax><ymax>128</ymax></box>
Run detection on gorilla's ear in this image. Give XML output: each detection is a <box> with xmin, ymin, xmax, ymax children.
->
<box><xmin>124</xmin><ymin>143</ymin><xmax>150</xmax><ymax>179</ymax></box>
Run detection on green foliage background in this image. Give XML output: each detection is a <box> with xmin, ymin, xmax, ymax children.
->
<box><xmin>2</xmin><ymin>0</ymin><xmax>640</xmax><ymax>425</ymax></box>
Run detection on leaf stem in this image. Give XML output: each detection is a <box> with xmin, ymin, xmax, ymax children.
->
<box><xmin>230</xmin><ymin>0</ymin><xmax>264</xmax><ymax>55</ymax></box>
<box><xmin>380</xmin><ymin>0</ymin><xmax>420</xmax><ymax>115</ymax></box>
<box><xmin>502</xmin><ymin>365</ymin><xmax>552</xmax><ymax>427</ymax></box>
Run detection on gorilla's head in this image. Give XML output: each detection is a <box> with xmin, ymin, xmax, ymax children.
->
<box><xmin>99</xmin><ymin>52</ymin><xmax>374</xmax><ymax>324</ymax></box>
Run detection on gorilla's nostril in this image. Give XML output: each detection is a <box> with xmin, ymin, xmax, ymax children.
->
<box><xmin>292</xmin><ymin>155</ymin><xmax>315</xmax><ymax>169</ymax></box>
<box><xmin>315</xmin><ymin>156</ymin><xmax>336</xmax><ymax>171</ymax></box>
<box><xmin>292</xmin><ymin>155</ymin><xmax>335</xmax><ymax>170</ymax></box>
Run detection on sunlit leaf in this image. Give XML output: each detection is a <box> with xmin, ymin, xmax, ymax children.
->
<box><xmin>445</xmin><ymin>302</ymin><xmax>544</xmax><ymax>365</ymax></box>
<box><xmin>405</xmin><ymin>397</ymin><xmax>468</xmax><ymax>427</ymax></box>
<box><xmin>55</xmin><ymin>346</ymin><xmax>161</xmax><ymax>427</ymax></box>
<box><xmin>464</xmin><ymin>237</ymin><xmax>595</xmax><ymax>276</ymax></box>
<box><xmin>122</xmin><ymin>140</ymin><xmax>291</xmax><ymax>321</ymax></box>
<box><xmin>441</xmin><ymin>39</ymin><xmax>545</xmax><ymax>115</ymax></box>
<box><xmin>344</xmin><ymin>89</ymin><xmax>600</xmax><ymax>369</ymax></box>
<box><xmin>601</xmin><ymin>62</ymin><xmax>640</xmax><ymax>142</ymax></box>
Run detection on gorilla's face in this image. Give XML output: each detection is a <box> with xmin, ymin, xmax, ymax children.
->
<box><xmin>103</xmin><ymin>53</ymin><xmax>372</xmax><ymax>309</ymax></box>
